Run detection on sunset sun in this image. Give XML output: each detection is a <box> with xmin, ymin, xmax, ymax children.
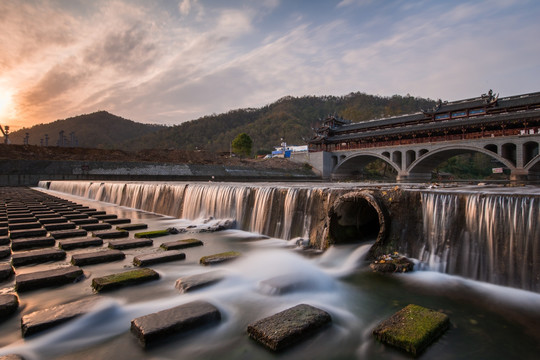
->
<box><xmin>0</xmin><ymin>86</ymin><xmax>16</xmax><ymax>122</ymax></box>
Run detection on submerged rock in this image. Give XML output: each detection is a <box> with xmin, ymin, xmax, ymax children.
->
<box><xmin>131</xmin><ymin>300</ymin><xmax>221</xmax><ymax>348</ymax></box>
<box><xmin>21</xmin><ymin>297</ymin><xmax>100</xmax><ymax>337</ymax></box>
<box><xmin>200</xmin><ymin>251</ymin><xmax>241</xmax><ymax>265</ymax></box>
<box><xmin>247</xmin><ymin>304</ymin><xmax>332</xmax><ymax>351</ymax></box>
<box><xmin>370</xmin><ymin>253</ymin><xmax>414</xmax><ymax>273</ymax></box>
<box><xmin>175</xmin><ymin>270</ymin><xmax>224</xmax><ymax>292</ymax></box>
<box><xmin>0</xmin><ymin>294</ymin><xmax>19</xmax><ymax>319</ymax></box>
<box><xmin>373</xmin><ymin>304</ymin><xmax>450</xmax><ymax>356</ymax></box>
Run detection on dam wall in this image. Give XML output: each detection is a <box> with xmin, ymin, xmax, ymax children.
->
<box><xmin>0</xmin><ymin>159</ymin><xmax>318</xmax><ymax>186</ymax></box>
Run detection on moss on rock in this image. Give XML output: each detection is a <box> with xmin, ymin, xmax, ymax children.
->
<box><xmin>373</xmin><ymin>304</ymin><xmax>449</xmax><ymax>356</ymax></box>
<box><xmin>91</xmin><ymin>268</ymin><xmax>159</xmax><ymax>292</ymax></box>
<box><xmin>200</xmin><ymin>251</ymin><xmax>241</xmax><ymax>265</ymax></box>
<box><xmin>134</xmin><ymin>229</ymin><xmax>170</xmax><ymax>238</ymax></box>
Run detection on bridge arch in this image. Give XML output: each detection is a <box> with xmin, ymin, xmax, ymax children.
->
<box><xmin>332</xmin><ymin>152</ymin><xmax>401</xmax><ymax>179</ymax></box>
<box><xmin>525</xmin><ymin>154</ymin><xmax>540</xmax><ymax>174</ymax></box>
<box><xmin>407</xmin><ymin>145</ymin><xmax>516</xmax><ymax>178</ymax></box>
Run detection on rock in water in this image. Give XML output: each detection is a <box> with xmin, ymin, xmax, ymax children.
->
<box><xmin>131</xmin><ymin>300</ymin><xmax>221</xmax><ymax>348</ymax></box>
<box><xmin>372</xmin><ymin>304</ymin><xmax>450</xmax><ymax>356</ymax></box>
<box><xmin>370</xmin><ymin>253</ymin><xmax>414</xmax><ymax>273</ymax></box>
<box><xmin>247</xmin><ymin>304</ymin><xmax>332</xmax><ymax>351</ymax></box>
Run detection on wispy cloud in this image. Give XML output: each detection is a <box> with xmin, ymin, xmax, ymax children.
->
<box><xmin>1</xmin><ymin>0</ymin><xmax>538</xmax><ymax>128</ymax></box>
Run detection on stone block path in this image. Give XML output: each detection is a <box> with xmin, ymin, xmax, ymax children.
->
<box><xmin>0</xmin><ymin>186</ymin><xmax>338</xmax><ymax>358</ymax></box>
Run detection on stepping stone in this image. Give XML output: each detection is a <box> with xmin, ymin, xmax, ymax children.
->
<box><xmin>7</xmin><ymin>215</ymin><xmax>35</xmax><ymax>221</ymax></box>
<box><xmin>58</xmin><ymin>237</ymin><xmax>103</xmax><ymax>250</ymax></box>
<box><xmin>9</xmin><ymin>228</ymin><xmax>47</xmax><ymax>239</ymax></box>
<box><xmin>117</xmin><ymin>223</ymin><xmax>148</xmax><ymax>231</ymax></box>
<box><xmin>80</xmin><ymin>223</ymin><xmax>112</xmax><ymax>231</ymax></box>
<box><xmin>0</xmin><ymin>354</ymin><xmax>25</xmax><ymax>360</ymax></box>
<box><xmin>35</xmin><ymin>214</ymin><xmax>66</xmax><ymax>220</ymax></box>
<box><xmin>15</xmin><ymin>266</ymin><xmax>84</xmax><ymax>292</ymax></box>
<box><xmin>105</xmin><ymin>218</ymin><xmax>131</xmax><ymax>225</ymax></box>
<box><xmin>200</xmin><ymin>251</ymin><xmax>241</xmax><ymax>266</ymax></box>
<box><xmin>84</xmin><ymin>211</ymin><xmax>106</xmax><ymax>216</ymax></box>
<box><xmin>38</xmin><ymin>217</ymin><xmax>68</xmax><ymax>224</ymax></box>
<box><xmin>92</xmin><ymin>229</ymin><xmax>129</xmax><ymax>239</ymax></box>
<box><xmin>11</xmin><ymin>248</ymin><xmax>66</xmax><ymax>267</ymax></box>
<box><xmin>247</xmin><ymin>304</ymin><xmax>332</xmax><ymax>351</ymax></box>
<box><xmin>0</xmin><ymin>263</ymin><xmax>14</xmax><ymax>281</ymax></box>
<box><xmin>134</xmin><ymin>229</ymin><xmax>170</xmax><ymax>238</ymax></box>
<box><xmin>71</xmin><ymin>218</ymin><xmax>99</xmax><ymax>225</ymax></box>
<box><xmin>0</xmin><ymin>246</ymin><xmax>11</xmax><ymax>259</ymax></box>
<box><xmin>0</xmin><ymin>236</ymin><xmax>10</xmax><ymax>245</ymax></box>
<box><xmin>11</xmin><ymin>237</ymin><xmax>56</xmax><ymax>251</ymax></box>
<box><xmin>108</xmin><ymin>238</ymin><xmax>153</xmax><ymax>250</ymax></box>
<box><xmin>130</xmin><ymin>300</ymin><xmax>221</xmax><ymax>348</ymax></box>
<box><xmin>93</xmin><ymin>214</ymin><xmax>117</xmax><ymax>220</ymax></box>
<box><xmin>56</xmin><ymin>211</ymin><xmax>80</xmax><ymax>216</ymax></box>
<box><xmin>50</xmin><ymin>229</ymin><xmax>87</xmax><ymax>239</ymax></box>
<box><xmin>258</xmin><ymin>274</ymin><xmax>314</xmax><ymax>295</ymax></box>
<box><xmin>0</xmin><ymin>294</ymin><xmax>19</xmax><ymax>319</ymax></box>
<box><xmin>91</xmin><ymin>268</ymin><xmax>159</xmax><ymax>292</ymax></box>
<box><xmin>8</xmin><ymin>222</ymin><xmax>42</xmax><ymax>231</ymax></box>
<box><xmin>21</xmin><ymin>297</ymin><xmax>99</xmax><ymax>337</ymax></box>
<box><xmin>43</xmin><ymin>222</ymin><xmax>76</xmax><ymax>231</ymax></box>
<box><xmin>175</xmin><ymin>271</ymin><xmax>224</xmax><ymax>293</ymax></box>
<box><xmin>161</xmin><ymin>238</ymin><xmax>203</xmax><ymax>250</ymax></box>
<box><xmin>63</xmin><ymin>214</ymin><xmax>89</xmax><ymax>220</ymax></box>
<box><xmin>372</xmin><ymin>304</ymin><xmax>450</xmax><ymax>356</ymax></box>
<box><xmin>71</xmin><ymin>249</ymin><xmax>125</xmax><ymax>266</ymax></box>
<box><xmin>134</xmin><ymin>251</ymin><xmax>185</xmax><ymax>266</ymax></box>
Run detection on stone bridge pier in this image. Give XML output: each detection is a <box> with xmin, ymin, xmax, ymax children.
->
<box><xmin>299</xmin><ymin>134</ymin><xmax>540</xmax><ymax>182</ymax></box>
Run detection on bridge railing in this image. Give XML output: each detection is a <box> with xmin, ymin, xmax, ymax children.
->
<box><xmin>311</xmin><ymin>127</ymin><xmax>537</xmax><ymax>152</ymax></box>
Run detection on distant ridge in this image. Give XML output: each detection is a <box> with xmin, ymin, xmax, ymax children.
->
<box><xmin>9</xmin><ymin>93</ymin><xmax>435</xmax><ymax>153</ymax></box>
<box><xmin>9</xmin><ymin>111</ymin><xmax>165</xmax><ymax>148</ymax></box>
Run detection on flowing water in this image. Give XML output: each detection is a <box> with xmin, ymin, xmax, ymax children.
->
<box><xmin>0</xmin><ymin>181</ymin><xmax>538</xmax><ymax>359</ymax></box>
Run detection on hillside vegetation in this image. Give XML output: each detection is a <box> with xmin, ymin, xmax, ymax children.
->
<box><xmin>121</xmin><ymin>93</ymin><xmax>435</xmax><ymax>153</ymax></box>
<box><xmin>9</xmin><ymin>93</ymin><xmax>435</xmax><ymax>154</ymax></box>
<box><xmin>9</xmin><ymin>111</ymin><xmax>164</xmax><ymax>148</ymax></box>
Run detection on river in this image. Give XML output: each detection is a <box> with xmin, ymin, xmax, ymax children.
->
<box><xmin>0</xmin><ymin>181</ymin><xmax>538</xmax><ymax>359</ymax></box>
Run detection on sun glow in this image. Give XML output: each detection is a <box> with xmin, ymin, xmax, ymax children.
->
<box><xmin>0</xmin><ymin>85</ymin><xmax>16</xmax><ymax>123</ymax></box>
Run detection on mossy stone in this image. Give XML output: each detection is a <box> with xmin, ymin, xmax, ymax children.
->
<box><xmin>91</xmin><ymin>268</ymin><xmax>159</xmax><ymax>292</ymax></box>
<box><xmin>373</xmin><ymin>304</ymin><xmax>449</xmax><ymax>356</ymax></box>
<box><xmin>199</xmin><ymin>251</ymin><xmax>241</xmax><ymax>265</ymax></box>
<box><xmin>134</xmin><ymin>229</ymin><xmax>170</xmax><ymax>238</ymax></box>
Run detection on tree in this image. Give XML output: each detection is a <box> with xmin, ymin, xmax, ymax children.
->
<box><xmin>232</xmin><ymin>133</ymin><xmax>253</xmax><ymax>157</ymax></box>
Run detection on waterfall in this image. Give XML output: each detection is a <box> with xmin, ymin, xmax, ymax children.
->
<box><xmin>41</xmin><ymin>181</ymin><xmax>315</xmax><ymax>240</ymax></box>
<box><xmin>420</xmin><ymin>192</ymin><xmax>540</xmax><ymax>292</ymax></box>
<box><xmin>39</xmin><ymin>180</ymin><xmax>539</xmax><ymax>292</ymax></box>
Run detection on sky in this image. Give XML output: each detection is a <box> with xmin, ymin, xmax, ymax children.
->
<box><xmin>1</xmin><ymin>0</ymin><xmax>539</xmax><ymax>129</ymax></box>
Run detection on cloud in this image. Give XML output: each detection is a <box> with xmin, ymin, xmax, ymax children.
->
<box><xmin>83</xmin><ymin>24</ymin><xmax>159</xmax><ymax>74</ymax></box>
<box><xmin>0</xmin><ymin>2</ymin><xmax>77</xmax><ymax>72</ymax></box>
<box><xmin>2</xmin><ymin>0</ymin><xmax>540</xmax><ymax>128</ymax></box>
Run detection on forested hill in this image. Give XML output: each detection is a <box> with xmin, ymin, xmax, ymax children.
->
<box><xmin>121</xmin><ymin>93</ymin><xmax>435</xmax><ymax>154</ymax></box>
<box><xmin>9</xmin><ymin>111</ymin><xmax>164</xmax><ymax>148</ymax></box>
<box><xmin>9</xmin><ymin>93</ymin><xmax>435</xmax><ymax>153</ymax></box>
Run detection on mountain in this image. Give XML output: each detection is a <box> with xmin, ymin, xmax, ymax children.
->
<box><xmin>9</xmin><ymin>111</ymin><xmax>165</xmax><ymax>148</ymax></box>
<box><xmin>8</xmin><ymin>93</ymin><xmax>435</xmax><ymax>153</ymax></box>
<box><xmin>121</xmin><ymin>92</ymin><xmax>436</xmax><ymax>154</ymax></box>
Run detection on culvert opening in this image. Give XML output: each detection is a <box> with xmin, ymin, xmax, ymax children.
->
<box><xmin>328</xmin><ymin>191</ymin><xmax>387</xmax><ymax>244</ymax></box>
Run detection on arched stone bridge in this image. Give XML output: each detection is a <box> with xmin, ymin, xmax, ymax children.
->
<box><xmin>304</xmin><ymin>133</ymin><xmax>540</xmax><ymax>181</ymax></box>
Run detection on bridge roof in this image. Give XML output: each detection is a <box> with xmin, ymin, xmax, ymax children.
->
<box><xmin>329</xmin><ymin>91</ymin><xmax>540</xmax><ymax>136</ymax></box>
<box><xmin>322</xmin><ymin>108</ymin><xmax>540</xmax><ymax>143</ymax></box>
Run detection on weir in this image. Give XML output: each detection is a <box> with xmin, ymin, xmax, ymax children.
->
<box><xmin>40</xmin><ymin>180</ymin><xmax>540</xmax><ymax>292</ymax></box>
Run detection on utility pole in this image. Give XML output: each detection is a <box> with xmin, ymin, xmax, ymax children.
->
<box><xmin>0</xmin><ymin>125</ymin><xmax>9</xmax><ymax>144</ymax></box>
